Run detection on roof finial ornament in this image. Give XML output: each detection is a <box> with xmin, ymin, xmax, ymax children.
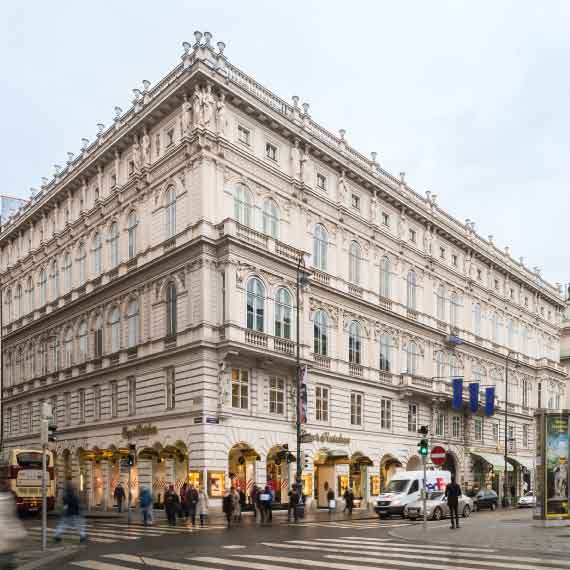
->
<box><xmin>67</xmin><ymin>152</ymin><xmax>75</xmax><ymax>164</ymax></box>
<box><xmin>203</xmin><ymin>32</ymin><xmax>212</xmax><ymax>47</ymax></box>
<box><xmin>30</xmin><ymin>187</ymin><xmax>38</xmax><ymax>197</ymax></box>
<box><xmin>217</xmin><ymin>41</ymin><xmax>226</xmax><ymax>55</ymax></box>
<box><xmin>81</xmin><ymin>138</ymin><xmax>89</xmax><ymax>150</ymax></box>
<box><xmin>97</xmin><ymin>123</ymin><xmax>105</xmax><ymax>135</ymax></box>
<box><xmin>426</xmin><ymin>191</ymin><xmax>432</xmax><ymax>202</ymax></box>
<box><xmin>505</xmin><ymin>246</ymin><xmax>511</xmax><ymax>256</ymax></box>
<box><xmin>431</xmin><ymin>194</ymin><xmax>437</xmax><ymax>206</ymax></box>
<box><xmin>400</xmin><ymin>172</ymin><xmax>406</xmax><ymax>184</ymax></box>
<box><xmin>470</xmin><ymin>221</ymin><xmax>476</xmax><ymax>232</ymax></box>
<box><xmin>53</xmin><ymin>164</ymin><xmax>61</xmax><ymax>175</ymax></box>
<box><xmin>371</xmin><ymin>151</ymin><xmax>377</xmax><ymax>163</ymax></box>
<box><xmin>519</xmin><ymin>256</ymin><xmax>525</xmax><ymax>265</ymax></box>
<box><xmin>133</xmin><ymin>88</ymin><xmax>142</xmax><ymax>101</ymax></box>
<box><xmin>114</xmin><ymin>106</ymin><xmax>122</xmax><ymax>119</ymax></box>
<box><xmin>488</xmin><ymin>234</ymin><xmax>494</xmax><ymax>244</ymax></box>
<box><xmin>41</xmin><ymin>177</ymin><xmax>49</xmax><ymax>188</ymax></box>
<box><xmin>142</xmin><ymin>80</ymin><xmax>151</xmax><ymax>91</ymax></box>
<box><xmin>302</xmin><ymin>102</ymin><xmax>310</xmax><ymax>115</ymax></box>
<box><xmin>292</xmin><ymin>95</ymin><xmax>299</xmax><ymax>107</ymax></box>
<box><xmin>194</xmin><ymin>30</ymin><xmax>203</xmax><ymax>46</ymax></box>
<box><xmin>339</xmin><ymin>129</ymin><xmax>346</xmax><ymax>140</ymax></box>
<box><xmin>182</xmin><ymin>41</ymin><xmax>191</xmax><ymax>55</ymax></box>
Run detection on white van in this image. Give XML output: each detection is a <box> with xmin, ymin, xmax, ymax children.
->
<box><xmin>374</xmin><ymin>470</ymin><xmax>451</xmax><ymax>518</ymax></box>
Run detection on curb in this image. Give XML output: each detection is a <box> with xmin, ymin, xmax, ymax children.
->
<box><xmin>18</xmin><ymin>546</ymin><xmax>81</xmax><ymax>570</ymax></box>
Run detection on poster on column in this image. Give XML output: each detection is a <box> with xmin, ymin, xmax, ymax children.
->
<box><xmin>545</xmin><ymin>413</ymin><xmax>570</xmax><ymax>518</ymax></box>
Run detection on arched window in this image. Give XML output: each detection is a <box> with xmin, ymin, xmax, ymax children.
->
<box><xmin>110</xmin><ymin>307</ymin><xmax>121</xmax><ymax>353</ymax></box>
<box><xmin>507</xmin><ymin>319</ymin><xmax>517</xmax><ymax>350</ymax></box>
<box><xmin>26</xmin><ymin>277</ymin><xmax>33</xmax><ymax>314</ymax></box>
<box><xmin>94</xmin><ymin>316</ymin><xmax>103</xmax><ymax>358</ymax></box>
<box><xmin>234</xmin><ymin>184</ymin><xmax>253</xmax><ymax>227</ymax></box>
<box><xmin>78</xmin><ymin>321</ymin><xmax>88</xmax><ymax>361</ymax></box>
<box><xmin>5</xmin><ymin>353</ymin><xmax>12</xmax><ymax>387</ymax></box>
<box><xmin>406</xmin><ymin>270</ymin><xmax>417</xmax><ymax>310</ymax></box>
<box><xmin>436</xmin><ymin>351</ymin><xmax>446</xmax><ymax>378</ymax></box>
<box><xmin>78</xmin><ymin>243</ymin><xmax>86</xmax><ymax>286</ymax></box>
<box><xmin>313</xmin><ymin>224</ymin><xmax>328</xmax><ymax>271</ymax></box>
<box><xmin>39</xmin><ymin>341</ymin><xmax>47</xmax><ymax>375</ymax></box>
<box><xmin>246</xmin><ymin>277</ymin><xmax>265</xmax><ymax>331</ymax></box>
<box><xmin>127</xmin><ymin>211</ymin><xmax>138</xmax><ymax>259</ymax></box>
<box><xmin>274</xmin><ymin>288</ymin><xmax>292</xmax><ymax>339</ymax></box>
<box><xmin>379</xmin><ymin>256</ymin><xmax>391</xmax><ymax>299</ymax></box>
<box><xmin>521</xmin><ymin>326</ymin><xmax>529</xmax><ymax>355</ymax></box>
<box><xmin>15</xmin><ymin>284</ymin><xmax>22</xmax><ymax>319</ymax></box>
<box><xmin>313</xmin><ymin>310</ymin><xmax>328</xmax><ymax>356</ymax></box>
<box><xmin>92</xmin><ymin>233</ymin><xmax>102</xmax><ymax>275</ymax></box>
<box><xmin>490</xmin><ymin>312</ymin><xmax>500</xmax><ymax>343</ymax></box>
<box><xmin>5</xmin><ymin>289</ymin><xmax>11</xmax><ymax>323</ymax></box>
<box><xmin>127</xmin><ymin>300</ymin><xmax>139</xmax><ymax>347</ymax></box>
<box><xmin>64</xmin><ymin>328</ymin><xmax>73</xmax><ymax>368</ymax></box>
<box><xmin>17</xmin><ymin>348</ymin><xmax>24</xmax><ymax>382</ymax></box>
<box><xmin>449</xmin><ymin>355</ymin><xmax>460</xmax><ymax>378</ymax></box>
<box><xmin>349</xmin><ymin>241</ymin><xmax>361</xmax><ymax>285</ymax></box>
<box><xmin>63</xmin><ymin>253</ymin><xmax>72</xmax><ymax>292</ymax></box>
<box><xmin>166</xmin><ymin>283</ymin><xmax>177</xmax><ymax>337</ymax></box>
<box><xmin>450</xmin><ymin>293</ymin><xmax>459</xmax><ymax>327</ymax></box>
<box><xmin>379</xmin><ymin>334</ymin><xmax>392</xmax><ymax>372</ymax></box>
<box><xmin>26</xmin><ymin>345</ymin><xmax>34</xmax><ymax>379</ymax></box>
<box><xmin>38</xmin><ymin>270</ymin><xmax>47</xmax><ymax>307</ymax></box>
<box><xmin>348</xmin><ymin>321</ymin><xmax>362</xmax><ymax>364</ymax></box>
<box><xmin>165</xmin><ymin>187</ymin><xmax>177</xmax><ymax>238</ymax></box>
<box><xmin>109</xmin><ymin>222</ymin><xmax>119</xmax><ymax>268</ymax></box>
<box><xmin>473</xmin><ymin>303</ymin><xmax>482</xmax><ymax>336</ymax></box>
<box><xmin>262</xmin><ymin>199</ymin><xmax>279</xmax><ymax>238</ymax></box>
<box><xmin>436</xmin><ymin>284</ymin><xmax>446</xmax><ymax>321</ymax></box>
<box><xmin>406</xmin><ymin>341</ymin><xmax>420</xmax><ymax>375</ymax></box>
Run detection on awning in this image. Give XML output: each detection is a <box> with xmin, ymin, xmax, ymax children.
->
<box><xmin>352</xmin><ymin>452</ymin><xmax>374</xmax><ymax>467</ymax></box>
<box><xmin>314</xmin><ymin>448</ymin><xmax>350</xmax><ymax>465</ymax></box>
<box><xmin>508</xmin><ymin>456</ymin><xmax>534</xmax><ymax>471</ymax></box>
<box><xmin>470</xmin><ymin>452</ymin><xmax>513</xmax><ymax>472</ymax></box>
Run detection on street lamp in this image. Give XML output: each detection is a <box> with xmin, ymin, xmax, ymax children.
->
<box><xmin>295</xmin><ymin>253</ymin><xmax>310</xmax><ymax>515</ymax></box>
<box><xmin>503</xmin><ymin>350</ymin><xmax>519</xmax><ymax>507</ymax></box>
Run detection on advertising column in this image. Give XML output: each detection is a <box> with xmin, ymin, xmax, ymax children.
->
<box><xmin>544</xmin><ymin>412</ymin><xmax>570</xmax><ymax>519</ymax></box>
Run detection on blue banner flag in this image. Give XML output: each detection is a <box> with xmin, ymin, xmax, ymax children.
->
<box><xmin>485</xmin><ymin>387</ymin><xmax>495</xmax><ymax>416</ymax></box>
<box><xmin>452</xmin><ymin>378</ymin><xmax>463</xmax><ymax>410</ymax></box>
<box><xmin>469</xmin><ymin>382</ymin><xmax>480</xmax><ymax>413</ymax></box>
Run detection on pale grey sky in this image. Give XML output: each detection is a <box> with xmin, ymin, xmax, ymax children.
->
<box><xmin>2</xmin><ymin>1</ymin><xmax>567</xmax><ymax>284</ymax></box>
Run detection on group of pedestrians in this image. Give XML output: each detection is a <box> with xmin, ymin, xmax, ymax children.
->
<box><xmin>164</xmin><ymin>483</ymin><xmax>208</xmax><ymax>527</ymax></box>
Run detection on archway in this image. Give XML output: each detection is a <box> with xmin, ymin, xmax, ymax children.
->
<box><xmin>313</xmin><ymin>448</ymin><xmax>350</xmax><ymax>508</ymax></box>
<box><xmin>380</xmin><ymin>454</ymin><xmax>402</xmax><ymax>492</ymax></box>
<box><xmin>443</xmin><ymin>452</ymin><xmax>458</xmax><ymax>479</ymax></box>
<box><xmin>228</xmin><ymin>443</ymin><xmax>260</xmax><ymax>495</ymax></box>
<box><xmin>406</xmin><ymin>455</ymin><xmax>422</xmax><ymax>472</ymax></box>
<box><xmin>266</xmin><ymin>445</ymin><xmax>295</xmax><ymax>504</ymax></box>
<box><xmin>350</xmin><ymin>452</ymin><xmax>374</xmax><ymax>502</ymax></box>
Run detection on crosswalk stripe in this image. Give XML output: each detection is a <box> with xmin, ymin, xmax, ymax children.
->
<box><xmin>334</xmin><ymin>537</ymin><xmax>489</xmax><ymax>553</ymax></box>
<box><xmin>105</xmin><ymin>554</ymin><xmax>223</xmax><ymax>570</ymax></box>
<box><xmin>73</xmin><ymin>562</ymin><xmax>138</xmax><ymax>570</ymax></box>
<box><xmin>192</xmin><ymin>557</ymin><xmax>304</xmax><ymax>570</ymax></box>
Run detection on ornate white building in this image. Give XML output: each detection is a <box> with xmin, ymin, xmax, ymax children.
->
<box><xmin>1</xmin><ymin>32</ymin><xmax>566</xmax><ymax>510</ymax></box>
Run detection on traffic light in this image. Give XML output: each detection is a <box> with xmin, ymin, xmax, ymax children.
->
<box><xmin>48</xmin><ymin>422</ymin><xmax>57</xmax><ymax>443</ymax></box>
<box><xmin>302</xmin><ymin>451</ymin><xmax>311</xmax><ymax>470</ymax></box>
<box><xmin>127</xmin><ymin>444</ymin><xmax>136</xmax><ymax>467</ymax></box>
<box><xmin>418</xmin><ymin>425</ymin><xmax>429</xmax><ymax>457</ymax></box>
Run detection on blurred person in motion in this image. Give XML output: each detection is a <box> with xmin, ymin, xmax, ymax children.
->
<box><xmin>222</xmin><ymin>488</ymin><xmax>234</xmax><ymax>528</ymax></box>
<box><xmin>288</xmin><ymin>483</ymin><xmax>300</xmax><ymax>523</ymax></box>
<box><xmin>186</xmin><ymin>483</ymin><xmax>199</xmax><ymax>527</ymax></box>
<box><xmin>197</xmin><ymin>486</ymin><xmax>208</xmax><ymax>527</ymax></box>
<box><xmin>54</xmin><ymin>481</ymin><xmax>87</xmax><ymax>544</ymax></box>
<box><xmin>445</xmin><ymin>474</ymin><xmax>462</xmax><ymax>529</ymax></box>
<box><xmin>0</xmin><ymin>481</ymin><xmax>27</xmax><ymax>570</ymax></box>
<box><xmin>343</xmin><ymin>486</ymin><xmax>354</xmax><ymax>515</ymax></box>
<box><xmin>114</xmin><ymin>482</ymin><xmax>125</xmax><ymax>513</ymax></box>
<box><xmin>164</xmin><ymin>485</ymin><xmax>180</xmax><ymax>527</ymax></box>
<box><xmin>139</xmin><ymin>487</ymin><xmax>153</xmax><ymax>527</ymax></box>
<box><xmin>231</xmin><ymin>486</ymin><xmax>241</xmax><ymax>523</ymax></box>
<box><xmin>261</xmin><ymin>485</ymin><xmax>273</xmax><ymax>523</ymax></box>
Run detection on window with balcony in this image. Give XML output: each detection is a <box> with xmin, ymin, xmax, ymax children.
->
<box><xmin>64</xmin><ymin>328</ymin><xmax>73</xmax><ymax>368</ymax></box>
<box><xmin>348</xmin><ymin>321</ymin><xmax>362</xmax><ymax>365</ymax></box>
<box><xmin>25</xmin><ymin>277</ymin><xmax>33</xmax><ymax>314</ymax></box>
<box><xmin>452</xmin><ymin>415</ymin><xmax>462</xmax><ymax>439</ymax></box>
<box><xmin>380</xmin><ymin>398</ymin><xmax>392</xmax><ymax>430</ymax></box>
<box><xmin>79</xmin><ymin>321</ymin><xmax>88</xmax><ymax>362</ymax></box>
<box><xmin>92</xmin><ymin>233</ymin><xmax>102</xmax><ymax>275</ymax></box>
<box><xmin>165</xmin><ymin>187</ymin><xmax>177</xmax><ymax>239</ymax></box>
<box><xmin>313</xmin><ymin>310</ymin><xmax>328</xmax><ymax>356</ymax></box>
<box><xmin>166</xmin><ymin>283</ymin><xmax>177</xmax><ymax>337</ymax></box>
<box><xmin>350</xmin><ymin>392</ymin><xmax>363</xmax><ymax>426</ymax></box>
<box><xmin>313</xmin><ymin>224</ymin><xmax>328</xmax><ymax>271</ymax></box>
<box><xmin>246</xmin><ymin>277</ymin><xmax>265</xmax><ymax>332</ymax></box>
<box><xmin>407</xmin><ymin>402</ymin><xmax>418</xmax><ymax>432</ymax></box>
<box><xmin>234</xmin><ymin>184</ymin><xmax>253</xmax><ymax>227</ymax></box>
<box><xmin>63</xmin><ymin>253</ymin><xmax>72</xmax><ymax>293</ymax></box>
<box><xmin>316</xmin><ymin>385</ymin><xmax>329</xmax><ymax>422</ymax></box>
<box><xmin>109</xmin><ymin>222</ymin><xmax>119</xmax><ymax>268</ymax></box>
<box><xmin>436</xmin><ymin>351</ymin><xmax>446</xmax><ymax>379</ymax></box>
<box><xmin>348</xmin><ymin>241</ymin><xmax>361</xmax><ymax>285</ymax></box>
<box><xmin>274</xmin><ymin>288</ymin><xmax>292</xmax><ymax>339</ymax></box>
<box><xmin>50</xmin><ymin>261</ymin><xmax>59</xmax><ymax>301</ymax></box>
<box><xmin>405</xmin><ymin>341</ymin><xmax>420</xmax><ymax>375</ymax></box>
<box><xmin>379</xmin><ymin>256</ymin><xmax>391</xmax><ymax>299</ymax></box>
<box><xmin>406</xmin><ymin>270</ymin><xmax>417</xmax><ymax>310</ymax></box>
<box><xmin>435</xmin><ymin>410</ymin><xmax>445</xmax><ymax>437</ymax></box>
<box><xmin>127</xmin><ymin>211</ymin><xmax>138</xmax><ymax>259</ymax></box>
<box><xmin>166</xmin><ymin>367</ymin><xmax>176</xmax><ymax>410</ymax></box>
<box><xmin>94</xmin><ymin>316</ymin><xmax>103</xmax><ymax>358</ymax></box>
<box><xmin>269</xmin><ymin>376</ymin><xmax>285</xmax><ymax>416</ymax></box>
<box><xmin>231</xmin><ymin>368</ymin><xmax>249</xmax><ymax>409</ymax></box>
<box><xmin>262</xmin><ymin>198</ymin><xmax>279</xmax><ymax>238</ymax></box>
<box><xmin>78</xmin><ymin>244</ymin><xmax>86</xmax><ymax>286</ymax></box>
<box><xmin>127</xmin><ymin>300</ymin><xmax>139</xmax><ymax>347</ymax></box>
<box><xmin>474</xmin><ymin>417</ymin><xmax>483</xmax><ymax>441</ymax></box>
<box><xmin>39</xmin><ymin>270</ymin><xmax>47</xmax><ymax>306</ymax></box>
<box><xmin>379</xmin><ymin>334</ymin><xmax>392</xmax><ymax>372</ymax></box>
<box><xmin>110</xmin><ymin>307</ymin><xmax>121</xmax><ymax>353</ymax></box>
<box><xmin>450</xmin><ymin>293</ymin><xmax>459</xmax><ymax>327</ymax></box>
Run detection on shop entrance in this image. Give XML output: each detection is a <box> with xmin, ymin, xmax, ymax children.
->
<box><xmin>266</xmin><ymin>445</ymin><xmax>295</xmax><ymax>504</ymax></box>
<box><xmin>313</xmin><ymin>448</ymin><xmax>350</xmax><ymax>508</ymax></box>
<box><xmin>350</xmin><ymin>452</ymin><xmax>373</xmax><ymax>504</ymax></box>
<box><xmin>228</xmin><ymin>443</ymin><xmax>260</xmax><ymax>496</ymax></box>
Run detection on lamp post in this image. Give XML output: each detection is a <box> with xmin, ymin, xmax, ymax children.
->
<box><xmin>295</xmin><ymin>254</ymin><xmax>309</xmax><ymax>515</ymax></box>
<box><xmin>503</xmin><ymin>350</ymin><xmax>518</xmax><ymax>507</ymax></box>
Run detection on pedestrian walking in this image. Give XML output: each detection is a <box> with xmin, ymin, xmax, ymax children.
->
<box><xmin>260</xmin><ymin>485</ymin><xmax>273</xmax><ymax>523</ymax></box>
<box><xmin>0</xmin><ymin>484</ymin><xmax>27</xmax><ymax>569</ymax></box>
<box><xmin>445</xmin><ymin>474</ymin><xmax>462</xmax><ymax>529</ymax></box>
<box><xmin>232</xmin><ymin>487</ymin><xmax>241</xmax><ymax>523</ymax></box>
<box><xmin>187</xmin><ymin>484</ymin><xmax>199</xmax><ymax>526</ymax></box>
<box><xmin>327</xmin><ymin>487</ymin><xmax>336</xmax><ymax>515</ymax></box>
<box><xmin>250</xmin><ymin>485</ymin><xmax>261</xmax><ymax>522</ymax></box>
<box><xmin>180</xmin><ymin>482</ymin><xmax>189</xmax><ymax>519</ymax></box>
<box><xmin>343</xmin><ymin>487</ymin><xmax>354</xmax><ymax>515</ymax></box>
<box><xmin>197</xmin><ymin>487</ymin><xmax>208</xmax><ymax>527</ymax></box>
<box><xmin>222</xmin><ymin>488</ymin><xmax>234</xmax><ymax>528</ymax></box>
<box><xmin>54</xmin><ymin>482</ymin><xmax>88</xmax><ymax>543</ymax></box>
<box><xmin>239</xmin><ymin>489</ymin><xmax>246</xmax><ymax>520</ymax></box>
<box><xmin>288</xmin><ymin>484</ymin><xmax>300</xmax><ymax>522</ymax></box>
<box><xmin>139</xmin><ymin>487</ymin><xmax>153</xmax><ymax>526</ymax></box>
<box><xmin>114</xmin><ymin>482</ymin><xmax>125</xmax><ymax>513</ymax></box>
<box><xmin>164</xmin><ymin>485</ymin><xmax>180</xmax><ymax>527</ymax></box>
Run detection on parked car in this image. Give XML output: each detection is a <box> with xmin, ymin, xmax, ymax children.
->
<box><xmin>406</xmin><ymin>491</ymin><xmax>473</xmax><ymax>521</ymax></box>
<box><xmin>517</xmin><ymin>492</ymin><xmax>536</xmax><ymax>508</ymax></box>
<box><xmin>473</xmin><ymin>489</ymin><xmax>498</xmax><ymax>511</ymax></box>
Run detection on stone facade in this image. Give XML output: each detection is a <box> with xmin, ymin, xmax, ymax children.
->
<box><xmin>1</xmin><ymin>32</ymin><xmax>566</xmax><ymax>510</ymax></box>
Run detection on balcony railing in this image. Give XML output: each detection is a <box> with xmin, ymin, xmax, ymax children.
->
<box><xmin>275</xmin><ymin>241</ymin><xmax>300</xmax><ymax>262</ymax></box>
<box><xmin>378</xmin><ymin>371</ymin><xmax>393</xmax><ymax>384</ymax></box>
<box><xmin>236</xmin><ymin>224</ymin><xmax>268</xmax><ymax>249</ymax></box>
<box><xmin>348</xmin><ymin>284</ymin><xmax>363</xmax><ymax>298</ymax></box>
<box><xmin>378</xmin><ymin>296</ymin><xmax>392</xmax><ymax>311</ymax></box>
<box><xmin>313</xmin><ymin>353</ymin><xmax>331</xmax><ymax>369</ymax></box>
<box><xmin>274</xmin><ymin>337</ymin><xmax>294</xmax><ymax>355</ymax></box>
<box><xmin>245</xmin><ymin>329</ymin><xmax>268</xmax><ymax>348</ymax></box>
<box><xmin>312</xmin><ymin>270</ymin><xmax>330</xmax><ymax>286</ymax></box>
<box><xmin>349</xmin><ymin>363</ymin><xmax>363</xmax><ymax>377</ymax></box>
<box><xmin>407</xmin><ymin>308</ymin><xmax>419</xmax><ymax>321</ymax></box>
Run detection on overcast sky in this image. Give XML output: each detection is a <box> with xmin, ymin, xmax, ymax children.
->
<box><xmin>2</xmin><ymin>1</ymin><xmax>567</xmax><ymax>286</ymax></box>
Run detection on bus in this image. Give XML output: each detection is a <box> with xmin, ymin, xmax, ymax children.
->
<box><xmin>0</xmin><ymin>448</ymin><xmax>56</xmax><ymax>514</ymax></box>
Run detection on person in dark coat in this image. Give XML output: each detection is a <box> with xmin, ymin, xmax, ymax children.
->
<box><xmin>164</xmin><ymin>485</ymin><xmax>180</xmax><ymax>527</ymax></box>
<box><xmin>186</xmin><ymin>484</ymin><xmax>199</xmax><ymax>526</ymax></box>
<box><xmin>343</xmin><ymin>487</ymin><xmax>354</xmax><ymax>515</ymax></box>
<box><xmin>250</xmin><ymin>485</ymin><xmax>261</xmax><ymax>522</ymax></box>
<box><xmin>114</xmin><ymin>483</ymin><xmax>125</xmax><ymax>513</ymax></box>
<box><xmin>222</xmin><ymin>488</ymin><xmax>234</xmax><ymax>528</ymax></box>
<box><xmin>327</xmin><ymin>487</ymin><xmax>335</xmax><ymax>515</ymax></box>
<box><xmin>288</xmin><ymin>484</ymin><xmax>300</xmax><ymax>522</ymax></box>
<box><xmin>180</xmin><ymin>483</ymin><xmax>189</xmax><ymax>519</ymax></box>
<box><xmin>261</xmin><ymin>485</ymin><xmax>273</xmax><ymax>523</ymax></box>
<box><xmin>445</xmin><ymin>474</ymin><xmax>462</xmax><ymax>529</ymax></box>
<box><xmin>54</xmin><ymin>482</ymin><xmax>87</xmax><ymax>543</ymax></box>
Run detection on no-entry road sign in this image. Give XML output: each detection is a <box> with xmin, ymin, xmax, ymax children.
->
<box><xmin>430</xmin><ymin>446</ymin><xmax>446</xmax><ymax>465</ymax></box>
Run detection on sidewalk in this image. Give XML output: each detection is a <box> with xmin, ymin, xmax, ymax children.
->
<box><xmin>389</xmin><ymin>508</ymin><xmax>570</xmax><ymax>556</ymax></box>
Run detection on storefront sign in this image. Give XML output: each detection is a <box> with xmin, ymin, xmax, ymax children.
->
<box><xmin>122</xmin><ymin>424</ymin><xmax>158</xmax><ymax>440</ymax></box>
<box><xmin>302</xmin><ymin>432</ymin><xmax>351</xmax><ymax>445</ymax></box>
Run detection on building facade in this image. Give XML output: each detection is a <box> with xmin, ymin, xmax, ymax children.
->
<box><xmin>1</xmin><ymin>33</ymin><xmax>566</xmax><ymax>510</ymax></box>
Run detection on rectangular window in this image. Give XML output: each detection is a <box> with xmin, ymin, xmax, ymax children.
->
<box><xmin>78</xmin><ymin>389</ymin><xmax>85</xmax><ymax>424</ymax></box>
<box><xmin>93</xmin><ymin>385</ymin><xmax>101</xmax><ymax>421</ymax></box>
<box><xmin>494</xmin><ymin>279</ymin><xmax>499</xmax><ymax>290</ymax></box>
<box><xmin>64</xmin><ymin>392</ymin><xmax>71</xmax><ymax>426</ymax></box>
<box><xmin>477</xmin><ymin>269</ymin><xmax>482</xmax><ymax>281</ymax></box>
<box><xmin>351</xmin><ymin>194</ymin><xmax>360</xmax><ymax>210</ymax></box>
<box><xmin>28</xmin><ymin>402</ymin><xmax>33</xmax><ymax>432</ymax></box>
<box><xmin>508</xmin><ymin>424</ymin><xmax>515</xmax><ymax>450</ymax></box>
<box><xmin>510</xmin><ymin>288</ymin><xmax>514</xmax><ymax>299</ymax></box>
<box><xmin>350</xmin><ymin>392</ymin><xmax>363</xmax><ymax>426</ymax></box>
<box><xmin>269</xmin><ymin>376</ymin><xmax>285</xmax><ymax>416</ymax></box>
<box><xmin>316</xmin><ymin>173</ymin><xmax>327</xmax><ymax>191</ymax></box>
<box><xmin>522</xmin><ymin>424</ymin><xmax>529</xmax><ymax>448</ymax></box>
<box><xmin>5</xmin><ymin>407</ymin><xmax>11</xmax><ymax>434</ymax></box>
<box><xmin>474</xmin><ymin>417</ymin><xmax>483</xmax><ymax>442</ymax></box>
<box><xmin>452</xmin><ymin>415</ymin><xmax>461</xmax><ymax>439</ymax></box>
<box><xmin>409</xmin><ymin>229</ymin><xmax>416</xmax><ymax>243</ymax></box>
<box><xmin>128</xmin><ymin>377</ymin><xmax>136</xmax><ymax>416</ymax></box>
<box><xmin>382</xmin><ymin>212</ymin><xmax>390</xmax><ymax>227</ymax></box>
<box><xmin>537</xmin><ymin>382</ymin><xmax>542</xmax><ymax>408</ymax></box>
<box><xmin>493</xmin><ymin>421</ymin><xmax>500</xmax><ymax>445</ymax></box>
<box><xmin>522</xmin><ymin>379</ymin><xmax>529</xmax><ymax>408</ymax></box>
<box><xmin>380</xmin><ymin>398</ymin><xmax>392</xmax><ymax>430</ymax></box>
<box><xmin>265</xmin><ymin>142</ymin><xmax>278</xmax><ymax>161</ymax></box>
<box><xmin>155</xmin><ymin>133</ymin><xmax>161</xmax><ymax>157</ymax></box>
<box><xmin>316</xmin><ymin>385</ymin><xmax>329</xmax><ymax>422</ymax></box>
<box><xmin>451</xmin><ymin>254</ymin><xmax>458</xmax><ymax>267</ymax></box>
<box><xmin>439</xmin><ymin>247</ymin><xmax>446</xmax><ymax>259</ymax></box>
<box><xmin>435</xmin><ymin>411</ymin><xmax>445</xmax><ymax>437</ymax></box>
<box><xmin>166</xmin><ymin>128</ymin><xmax>174</xmax><ymax>147</ymax></box>
<box><xmin>524</xmin><ymin>296</ymin><xmax>528</xmax><ymax>307</ymax></box>
<box><xmin>166</xmin><ymin>367</ymin><xmax>176</xmax><ymax>410</ymax></box>
<box><xmin>407</xmin><ymin>402</ymin><xmax>418</xmax><ymax>433</ymax></box>
<box><xmin>231</xmin><ymin>369</ymin><xmax>249</xmax><ymax>409</ymax></box>
<box><xmin>238</xmin><ymin>125</ymin><xmax>251</xmax><ymax>146</ymax></box>
<box><xmin>110</xmin><ymin>381</ymin><xmax>118</xmax><ymax>418</ymax></box>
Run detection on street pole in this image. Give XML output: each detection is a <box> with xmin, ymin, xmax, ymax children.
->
<box><xmin>295</xmin><ymin>254</ymin><xmax>304</xmax><ymax>515</ymax></box>
<box><xmin>503</xmin><ymin>350</ymin><xmax>513</xmax><ymax>508</ymax></box>
<box><xmin>127</xmin><ymin>463</ymin><xmax>132</xmax><ymax>525</ymax></box>
<box><xmin>41</xmin><ymin>439</ymin><xmax>47</xmax><ymax>550</ymax></box>
<box><xmin>422</xmin><ymin>454</ymin><xmax>427</xmax><ymax>531</ymax></box>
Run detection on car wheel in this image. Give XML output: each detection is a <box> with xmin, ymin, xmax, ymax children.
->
<box><xmin>490</xmin><ymin>503</ymin><xmax>497</xmax><ymax>511</ymax></box>
<box><xmin>432</xmin><ymin>507</ymin><xmax>443</xmax><ymax>521</ymax></box>
<box><xmin>462</xmin><ymin>505</ymin><xmax>471</xmax><ymax>518</ymax></box>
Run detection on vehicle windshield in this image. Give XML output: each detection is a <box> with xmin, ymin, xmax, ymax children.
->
<box><xmin>428</xmin><ymin>492</ymin><xmax>444</xmax><ymax>500</ymax></box>
<box><xmin>16</xmin><ymin>452</ymin><xmax>43</xmax><ymax>468</ymax></box>
<box><xmin>384</xmin><ymin>480</ymin><xmax>409</xmax><ymax>493</ymax></box>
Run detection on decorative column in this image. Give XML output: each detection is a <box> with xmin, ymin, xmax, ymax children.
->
<box><xmin>83</xmin><ymin>460</ymin><xmax>94</xmax><ymax>511</ymax></box>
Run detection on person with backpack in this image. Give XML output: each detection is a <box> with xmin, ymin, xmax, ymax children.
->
<box><xmin>164</xmin><ymin>485</ymin><xmax>180</xmax><ymax>527</ymax></box>
<box><xmin>139</xmin><ymin>487</ymin><xmax>153</xmax><ymax>526</ymax></box>
<box><xmin>222</xmin><ymin>488</ymin><xmax>234</xmax><ymax>528</ymax></box>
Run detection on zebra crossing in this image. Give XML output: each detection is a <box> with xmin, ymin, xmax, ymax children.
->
<box><xmin>286</xmin><ymin>520</ymin><xmax>412</xmax><ymax>529</ymax></box>
<box><xmin>68</xmin><ymin>536</ymin><xmax>570</xmax><ymax>570</ymax></box>
<box><xmin>26</xmin><ymin>520</ymin><xmax>226</xmax><ymax>544</ymax></box>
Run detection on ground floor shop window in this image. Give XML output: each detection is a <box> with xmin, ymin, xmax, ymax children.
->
<box><xmin>302</xmin><ymin>474</ymin><xmax>313</xmax><ymax>497</ymax></box>
<box><xmin>207</xmin><ymin>471</ymin><xmax>225</xmax><ymax>498</ymax></box>
<box><xmin>188</xmin><ymin>471</ymin><xmax>203</xmax><ymax>489</ymax></box>
<box><xmin>370</xmin><ymin>475</ymin><xmax>380</xmax><ymax>495</ymax></box>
